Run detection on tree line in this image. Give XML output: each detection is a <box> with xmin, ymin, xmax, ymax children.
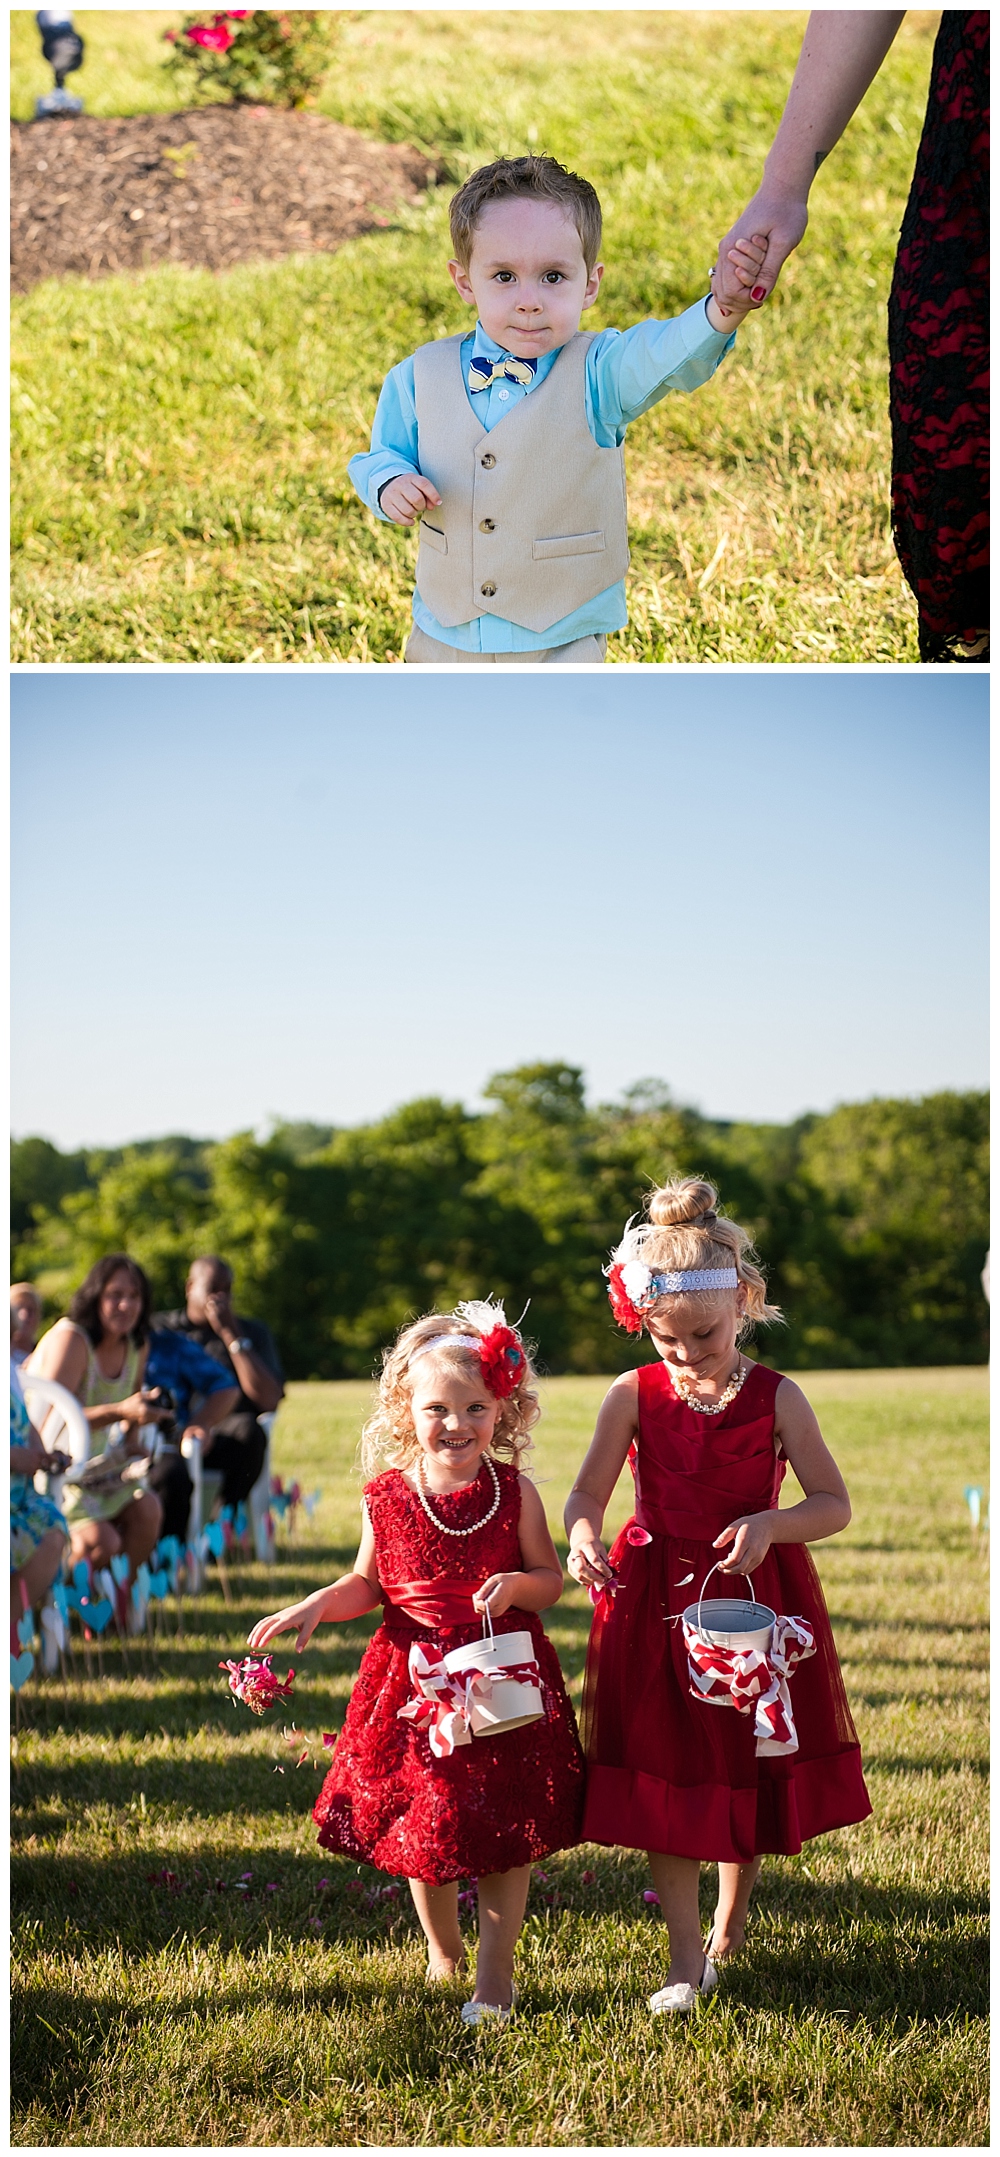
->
<box><xmin>11</xmin><ymin>1065</ymin><xmax>988</xmax><ymax>1378</ymax></box>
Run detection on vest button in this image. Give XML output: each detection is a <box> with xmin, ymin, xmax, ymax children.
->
<box><xmin>480</xmin><ymin>453</ymin><xmax>496</xmax><ymax>469</ymax></box>
<box><xmin>479</xmin><ymin>519</ymin><xmax>496</xmax><ymax>533</ymax></box>
<box><xmin>480</xmin><ymin>582</ymin><xmax>497</xmax><ymax>598</ymax></box>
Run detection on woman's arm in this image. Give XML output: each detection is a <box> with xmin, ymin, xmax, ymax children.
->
<box><xmin>247</xmin><ymin>1504</ymin><xmax>382</xmax><ymax>1652</ymax></box>
<box><xmin>473</xmin><ymin>1474</ymin><xmax>564</xmax><ymax>1618</ymax></box>
<box><xmin>28</xmin><ymin>1324</ymin><xmax>155</xmax><ymax>1434</ymax></box>
<box><xmin>713</xmin><ymin>1377</ymin><xmax>852</xmax><ymax>1573</ymax></box>
<box><xmin>717</xmin><ymin>11</ymin><xmax>907</xmax><ymax>303</ymax></box>
<box><xmin>564</xmin><ymin>1372</ymin><xmax>639</xmax><ymax>1588</ymax></box>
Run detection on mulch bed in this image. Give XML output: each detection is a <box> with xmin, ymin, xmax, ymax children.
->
<box><xmin>11</xmin><ymin>104</ymin><xmax>437</xmax><ymax>293</ymax></box>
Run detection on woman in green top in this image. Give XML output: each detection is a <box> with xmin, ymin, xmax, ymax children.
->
<box><xmin>27</xmin><ymin>1254</ymin><xmax>163</xmax><ymax>1582</ymax></box>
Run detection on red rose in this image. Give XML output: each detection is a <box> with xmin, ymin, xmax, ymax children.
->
<box><xmin>186</xmin><ymin>22</ymin><xmax>234</xmax><ymax>49</ymax></box>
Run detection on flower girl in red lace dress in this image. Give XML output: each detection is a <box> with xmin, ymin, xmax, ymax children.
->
<box><xmin>248</xmin><ymin>1302</ymin><xmax>584</xmax><ymax>2022</ymax></box>
<box><xmin>565</xmin><ymin>1179</ymin><xmax>871</xmax><ymax>2018</ymax></box>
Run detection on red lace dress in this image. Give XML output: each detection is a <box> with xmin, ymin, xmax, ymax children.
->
<box><xmin>582</xmin><ymin>1361</ymin><xmax>871</xmax><ymax>1864</ymax></box>
<box><xmin>313</xmin><ymin>1461</ymin><xmax>585</xmax><ymax>1883</ymax></box>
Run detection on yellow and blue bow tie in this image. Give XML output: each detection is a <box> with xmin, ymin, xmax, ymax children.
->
<box><xmin>467</xmin><ymin>353</ymin><xmax>538</xmax><ymax>392</ymax></box>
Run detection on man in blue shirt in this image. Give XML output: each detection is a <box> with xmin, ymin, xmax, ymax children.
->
<box><xmin>350</xmin><ymin>154</ymin><xmax>766</xmax><ymax>662</ymax></box>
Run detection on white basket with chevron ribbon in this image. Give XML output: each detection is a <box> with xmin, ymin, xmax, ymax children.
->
<box><xmin>397</xmin><ymin>1603</ymin><xmax>544</xmax><ymax>1758</ymax></box>
<box><xmin>682</xmin><ymin>1563</ymin><xmax>815</xmax><ymax>1757</ymax></box>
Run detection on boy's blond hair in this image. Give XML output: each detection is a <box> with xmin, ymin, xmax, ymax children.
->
<box><xmin>360</xmin><ymin>1306</ymin><xmax>540</xmax><ymax>1479</ymax></box>
<box><xmin>449</xmin><ymin>155</ymin><xmax>603</xmax><ymax>274</ymax></box>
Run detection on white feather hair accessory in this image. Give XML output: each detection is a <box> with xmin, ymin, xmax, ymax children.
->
<box><xmin>453</xmin><ymin>1297</ymin><xmax>509</xmax><ymax>1335</ymax></box>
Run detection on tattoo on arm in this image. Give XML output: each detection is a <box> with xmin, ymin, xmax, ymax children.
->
<box><xmin>813</xmin><ymin>149</ymin><xmax>830</xmax><ymax>173</ymax></box>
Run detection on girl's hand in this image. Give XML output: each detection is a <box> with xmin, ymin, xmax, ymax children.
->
<box><xmin>473</xmin><ymin>1573</ymin><xmax>518</xmax><ymax>1618</ymax></box>
<box><xmin>713</xmin><ymin>1513</ymin><xmax>775</xmax><ymax>1576</ymax></box>
<box><xmin>247</xmin><ymin>1601</ymin><xmax>321</xmax><ymax>1654</ymax></box>
<box><xmin>567</xmin><ymin>1534</ymin><xmax>614</xmax><ymax>1589</ymax></box>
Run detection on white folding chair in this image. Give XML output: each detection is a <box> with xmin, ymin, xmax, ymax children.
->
<box><xmin>21</xmin><ymin>1372</ymin><xmax>91</xmax><ymax>1506</ymax></box>
<box><xmin>183</xmin><ymin>1409</ymin><xmax>277</xmax><ymax>1586</ymax></box>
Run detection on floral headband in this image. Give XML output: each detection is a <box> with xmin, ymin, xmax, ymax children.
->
<box><xmin>408</xmin><ymin>1299</ymin><xmax>528</xmax><ymax>1399</ymax></box>
<box><xmin>605</xmin><ymin>1220</ymin><xmax>738</xmax><ymax>1335</ymax></box>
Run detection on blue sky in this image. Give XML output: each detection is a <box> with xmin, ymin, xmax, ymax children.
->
<box><xmin>11</xmin><ymin>670</ymin><xmax>988</xmax><ymax>1149</ymax></box>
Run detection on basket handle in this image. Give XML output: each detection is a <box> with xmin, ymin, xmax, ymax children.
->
<box><xmin>480</xmin><ymin>1588</ymin><xmax>497</xmax><ymax>1650</ymax></box>
<box><xmin>695</xmin><ymin>1561</ymin><xmax>756</xmax><ymax>1639</ymax></box>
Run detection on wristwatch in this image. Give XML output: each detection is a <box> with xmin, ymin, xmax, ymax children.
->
<box><xmin>228</xmin><ymin>1336</ymin><xmax>254</xmax><ymax>1357</ymax></box>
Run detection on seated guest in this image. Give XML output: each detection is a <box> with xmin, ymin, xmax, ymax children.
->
<box><xmin>153</xmin><ymin>1256</ymin><xmax>284</xmax><ymax>1534</ymax></box>
<box><xmin>26</xmin><ymin>1254</ymin><xmax>235</xmax><ymax>1593</ymax></box>
<box><xmin>10</xmin><ymin>1283</ymin><xmax>42</xmax><ymax>1367</ymax></box>
<box><xmin>10</xmin><ymin>1356</ymin><xmax>70</xmax><ymax>1646</ymax></box>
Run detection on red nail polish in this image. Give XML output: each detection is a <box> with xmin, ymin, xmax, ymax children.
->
<box><xmin>751</xmin><ymin>285</ymin><xmax>766</xmax><ymax>302</ymax></box>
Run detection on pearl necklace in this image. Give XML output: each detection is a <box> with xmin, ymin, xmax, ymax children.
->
<box><xmin>675</xmin><ymin>1359</ymin><xmax>750</xmax><ymax>1417</ymax></box>
<box><xmin>414</xmin><ymin>1453</ymin><xmax>501</xmax><ymax>1536</ymax></box>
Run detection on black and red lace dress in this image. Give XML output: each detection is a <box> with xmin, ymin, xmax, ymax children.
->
<box><xmin>313</xmin><ymin>1462</ymin><xmax>585</xmax><ymax>1883</ymax></box>
<box><xmin>888</xmin><ymin>10</ymin><xmax>989</xmax><ymax>661</ymax></box>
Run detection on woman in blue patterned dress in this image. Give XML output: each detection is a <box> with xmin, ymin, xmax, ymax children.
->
<box><xmin>10</xmin><ymin>1360</ymin><xmax>70</xmax><ymax>1646</ymax></box>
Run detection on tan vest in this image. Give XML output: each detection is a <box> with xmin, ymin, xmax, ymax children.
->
<box><xmin>411</xmin><ymin>332</ymin><xmax>629</xmax><ymax>631</ymax></box>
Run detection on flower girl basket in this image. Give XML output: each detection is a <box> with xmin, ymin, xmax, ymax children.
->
<box><xmin>442</xmin><ymin>1600</ymin><xmax>545</xmax><ymax>1737</ymax></box>
<box><xmin>682</xmin><ymin>1563</ymin><xmax>814</xmax><ymax>1757</ymax></box>
<box><xmin>398</xmin><ymin>1597</ymin><xmax>545</xmax><ymax>1757</ymax></box>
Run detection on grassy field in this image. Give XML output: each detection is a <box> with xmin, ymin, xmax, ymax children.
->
<box><xmin>10</xmin><ymin>9</ymin><xmax>936</xmax><ymax>663</ymax></box>
<box><xmin>11</xmin><ymin>1366</ymin><xmax>987</xmax><ymax>2146</ymax></box>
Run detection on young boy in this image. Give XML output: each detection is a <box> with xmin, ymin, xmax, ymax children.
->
<box><xmin>349</xmin><ymin>154</ymin><xmax>765</xmax><ymax>665</ymax></box>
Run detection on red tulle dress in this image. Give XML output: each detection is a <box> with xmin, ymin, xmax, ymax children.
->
<box><xmin>582</xmin><ymin>1361</ymin><xmax>872</xmax><ymax>1864</ymax></box>
<box><xmin>313</xmin><ymin>1461</ymin><xmax>585</xmax><ymax>1884</ymax></box>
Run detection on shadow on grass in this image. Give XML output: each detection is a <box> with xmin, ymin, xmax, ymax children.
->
<box><xmin>11</xmin><ymin>1891</ymin><xmax>989</xmax><ymax>2128</ymax></box>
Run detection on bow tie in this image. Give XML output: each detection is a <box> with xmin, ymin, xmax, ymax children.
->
<box><xmin>467</xmin><ymin>354</ymin><xmax>538</xmax><ymax>392</ymax></box>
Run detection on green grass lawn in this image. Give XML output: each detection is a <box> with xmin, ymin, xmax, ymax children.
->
<box><xmin>10</xmin><ymin>9</ymin><xmax>935</xmax><ymax>662</ymax></box>
<box><xmin>12</xmin><ymin>1367</ymin><xmax>987</xmax><ymax>2146</ymax></box>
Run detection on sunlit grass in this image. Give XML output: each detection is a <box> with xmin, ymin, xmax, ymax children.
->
<box><xmin>12</xmin><ymin>1368</ymin><xmax>987</xmax><ymax>2145</ymax></box>
<box><xmin>10</xmin><ymin>10</ymin><xmax>935</xmax><ymax>662</ymax></box>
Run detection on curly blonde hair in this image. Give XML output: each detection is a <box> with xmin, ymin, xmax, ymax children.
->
<box><xmin>614</xmin><ymin>1176</ymin><xmax>783</xmax><ymax>1338</ymax></box>
<box><xmin>359</xmin><ymin>1304</ymin><xmax>541</xmax><ymax>1480</ymax></box>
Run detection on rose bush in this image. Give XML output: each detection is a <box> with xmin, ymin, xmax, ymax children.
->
<box><xmin>163</xmin><ymin>11</ymin><xmax>336</xmax><ymax>107</ymax></box>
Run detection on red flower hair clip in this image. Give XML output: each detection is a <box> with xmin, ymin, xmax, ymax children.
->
<box><xmin>607</xmin><ymin>1262</ymin><xmax>645</xmax><ymax>1334</ymax></box>
<box><xmin>477</xmin><ymin>1324</ymin><xmax>527</xmax><ymax>1399</ymax></box>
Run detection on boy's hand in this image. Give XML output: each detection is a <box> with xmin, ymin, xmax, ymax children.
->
<box><xmin>707</xmin><ymin>232</ymin><xmax>768</xmax><ymax>328</ymax></box>
<box><xmin>379</xmin><ymin>473</ymin><xmax>442</xmax><ymax>526</ymax></box>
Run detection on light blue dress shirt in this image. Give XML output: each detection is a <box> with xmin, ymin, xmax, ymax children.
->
<box><xmin>348</xmin><ymin>298</ymin><xmax>737</xmax><ymax>653</ymax></box>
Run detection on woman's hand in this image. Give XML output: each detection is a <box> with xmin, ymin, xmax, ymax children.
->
<box><xmin>247</xmin><ymin>1598</ymin><xmax>323</xmax><ymax>1654</ymax></box>
<box><xmin>713</xmin><ymin>1512</ymin><xmax>776</xmax><ymax>1575</ymax></box>
<box><xmin>566</xmin><ymin>1534</ymin><xmax>614</xmax><ymax>1590</ymax></box>
<box><xmin>473</xmin><ymin>1573</ymin><xmax>519</xmax><ymax>1618</ymax></box>
<box><xmin>116</xmin><ymin>1390</ymin><xmax>161</xmax><ymax>1429</ymax></box>
<box><xmin>714</xmin><ymin>188</ymin><xmax>809</xmax><ymax>308</ymax></box>
<box><xmin>709</xmin><ymin>231</ymin><xmax>769</xmax><ymax>322</ymax></box>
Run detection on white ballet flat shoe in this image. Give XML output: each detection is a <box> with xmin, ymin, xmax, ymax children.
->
<box><xmin>649</xmin><ymin>1956</ymin><xmax>717</xmax><ymax>2016</ymax></box>
<box><xmin>460</xmin><ymin>1985</ymin><xmax>517</xmax><ymax>2026</ymax></box>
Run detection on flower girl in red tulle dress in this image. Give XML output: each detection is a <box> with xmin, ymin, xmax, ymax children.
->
<box><xmin>565</xmin><ymin>1178</ymin><xmax>871</xmax><ymax>2017</ymax></box>
<box><xmin>249</xmin><ymin>1302</ymin><xmax>584</xmax><ymax>2023</ymax></box>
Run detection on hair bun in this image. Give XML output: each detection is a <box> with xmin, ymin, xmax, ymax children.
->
<box><xmin>647</xmin><ymin>1177</ymin><xmax>719</xmax><ymax>1229</ymax></box>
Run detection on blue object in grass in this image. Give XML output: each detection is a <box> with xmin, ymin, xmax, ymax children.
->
<box><xmin>964</xmin><ymin>1485</ymin><xmax>983</xmax><ymax>1529</ymax></box>
<box><xmin>10</xmin><ymin>1649</ymin><xmax>34</xmax><ymax>1690</ymax></box>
